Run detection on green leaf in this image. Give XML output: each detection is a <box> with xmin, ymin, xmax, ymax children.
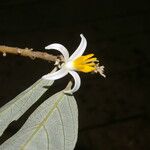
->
<box><xmin>0</xmin><ymin>78</ymin><xmax>54</xmax><ymax>136</ymax></box>
<box><xmin>1</xmin><ymin>82</ymin><xmax>78</xmax><ymax>150</ymax></box>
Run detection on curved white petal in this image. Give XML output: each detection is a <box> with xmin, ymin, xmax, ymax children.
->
<box><xmin>69</xmin><ymin>34</ymin><xmax>87</xmax><ymax>61</ymax></box>
<box><xmin>42</xmin><ymin>67</ymin><xmax>68</xmax><ymax>80</ymax></box>
<box><xmin>64</xmin><ymin>71</ymin><xmax>81</xmax><ymax>94</ymax></box>
<box><xmin>45</xmin><ymin>43</ymin><xmax>69</xmax><ymax>61</ymax></box>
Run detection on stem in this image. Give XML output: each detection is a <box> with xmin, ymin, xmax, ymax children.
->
<box><xmin>0</xmin><ymin>45</ymin><xmax>59</xmax><ymax>62</ymax></box>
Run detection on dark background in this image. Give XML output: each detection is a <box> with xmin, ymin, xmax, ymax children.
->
<box><xmin>0</xmin><ymin>0</ymin><xmax>150</xmax><ymax>149</ymax></box>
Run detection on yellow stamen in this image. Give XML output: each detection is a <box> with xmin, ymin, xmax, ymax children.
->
<box><xmin>73</xmin><ymin>54</ymin><xmax>97</xmax><ymax>73</ymax></box>
<box><xmin>85</xmin><ymin>58</ymin><xmax>98</xmax><ymax>63</ymax></box>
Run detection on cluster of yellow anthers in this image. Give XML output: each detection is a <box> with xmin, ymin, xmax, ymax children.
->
<box><xmin>42</xmin><ymin>34</ymin><xmax>105</xmax><ymax>94</ymax></box>
<box><xmin>73</xmin><ymin>53</ymin><xmax>105</xmax><ymax>75</ymax></box>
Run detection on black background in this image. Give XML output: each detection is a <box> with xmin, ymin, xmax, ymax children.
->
<box><xmin>0</xmin><ymin>0</ymin><xmax>150</xmax><ymax>149</ymax></box>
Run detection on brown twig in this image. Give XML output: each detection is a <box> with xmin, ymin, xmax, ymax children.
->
<box><xmin>0</xmin><ymin>45</ymin><xmax>60</xmax><ymax>62</ymax></box>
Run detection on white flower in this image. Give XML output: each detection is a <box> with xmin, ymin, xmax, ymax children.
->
<box><xmin>42</xmin><ymin>34</ymin><xmax>105</xmax><ymax>94</ymax></box>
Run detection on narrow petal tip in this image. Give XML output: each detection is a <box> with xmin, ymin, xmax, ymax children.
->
<box><xmin>80</xmin><ymin>34</ymin><xmax>84</xmax><ymax>38</ymax></box>
<box><xmin>64</xmin><ymin>71</ymin><xmax>81</xmax><ymax>94</ymax></box>
<box><xmin>45</xmin><ymin>44</ymin><xmax>54</xmax><ymax>49</ymax></box>
<box><xmin>45</xmin><ymin>43</ymin><xmax>69</xmax><ymax>61</ymax></box>
<box><xmin>42</xmin><ymin>68</ymin><xmax>69</xmax><ymax>81</ymax></box>
<box><xmin>69</xmin><ymin>34</ymin><xmax>87</xmax><ymax>61</ymax></box>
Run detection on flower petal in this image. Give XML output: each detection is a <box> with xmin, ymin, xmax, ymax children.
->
<box><xmin>64</xmin><ymin>71</ymin><xmax>81</xmax><ymax>94</ymax></box>
<box><xmin>45</xmin><ymin>43</ymin><xmax>69</xmax><ymax>61</ymax></box>
<box><xmin>42</xmin><ymin>67</ymin><xmax>68</xmax><ymax>80</ymax></box>
<box><xmin>69</xmin><ymin>34</ymin><xmax>87</xmax><ymax>61</ymax></box>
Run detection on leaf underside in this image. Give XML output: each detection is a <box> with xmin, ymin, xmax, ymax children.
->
<box><xmin>0</xmin><ymin>78</ymin><xmax>54</xmax><ymax>136</ymax></box>
<box><xmin>0</xmin><ymin>88</ymin><xmax>78</xmax><ymax>150</ymax></box>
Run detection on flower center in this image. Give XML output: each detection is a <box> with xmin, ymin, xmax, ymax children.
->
<box><xmin>65</xmin><ymin>53</ymin><xmax>106</xmax><ymax>77</ymax></box>
<box><xmin>72</xmin><ymin>54</ymin><xmax>98</xmax><ymax>73</ymax></box>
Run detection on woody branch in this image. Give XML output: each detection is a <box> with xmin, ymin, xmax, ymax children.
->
<box><xmin>0</xmin><ymin>45</ymin><xmax>61</xmax><ymax>62</ymax></box>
